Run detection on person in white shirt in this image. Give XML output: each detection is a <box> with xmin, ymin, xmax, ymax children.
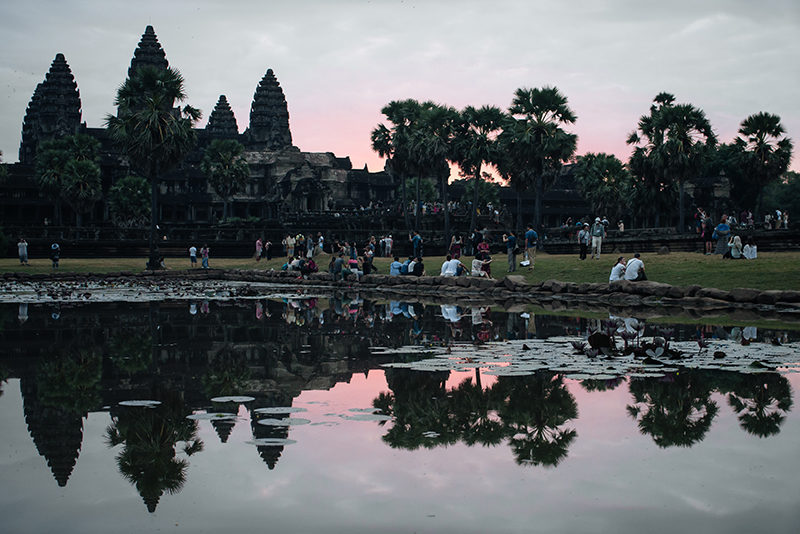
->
<box><xmin>440</xmin><ymin>255</ymin><xmax>462</xmax><ymax>277</ymax></box>
<box><xmin>609</xmin><ymin>257</ymin><xmax>626</xmax><ymax>281</ymax></box>
<box><xmin>624</xmin><ymin>253</ymin><xmax>645</xmax><ymax>281</ymax></box>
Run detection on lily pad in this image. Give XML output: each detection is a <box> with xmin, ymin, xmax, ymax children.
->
<box><xmin>211</xmin><ymin>396</ymin><xmax>255</xmax><ymax>403</ymax></box>
<box><xmin>186</xmin><ymin>412</ymin><xmax>237</xmax><ymax>420</ymax></box>
<box><xmin>257</xmin><ymin>417</ymin><xmax>311</xmax><ymax>426</ymax></box>
<box><xmin>254</xmin><ymin>406</ymin><xmax>308</xmax><ymax>414</ymax></box>
<box><xmin>119</xmin><ymin>400</ymin><xmax>161</xmax><ymax>407</ymax></box>
<box><xmin>340</xmin><ymin>413</ymin><xmax>392</xmax><ymax>422</ymax></box>
<box><xmin>245</xmin><ymin>438</ymin><xmax>297</xmax><ymax>446</ymax></box>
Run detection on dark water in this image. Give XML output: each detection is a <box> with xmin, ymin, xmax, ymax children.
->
<box><xmin>0</xmin><ymin>299</ymin><xmax>799</xmax><ymax>534</ymax></box>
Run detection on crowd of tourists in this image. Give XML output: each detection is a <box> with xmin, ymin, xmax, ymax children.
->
<box><xmin>698</xmin><ymin>211</ymin><xmax>758</xmax><ymax>259</ymax></box>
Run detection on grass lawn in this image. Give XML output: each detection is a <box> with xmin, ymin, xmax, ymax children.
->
<box><xmin>2</xmin><ymin>251</ymin><xmax>799</xmax><ymax>291</ymax></box>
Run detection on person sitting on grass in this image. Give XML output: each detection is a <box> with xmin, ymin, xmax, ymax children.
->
<box><xmin>743</xmin><ymin>238</ymin><xmax>757</xmax><ymax>260</ymax></box>
<box><xmin>331</xmin><ymin>253</ymin><xmax>345</xmax><ymax>279</ymax></box>
<box><xmin>609</xmin><ymin>256</ymin><xmax>626</xmax><ymax>281</ymax></box>
<box><xmin>440</xmin><ymin>254</ymin><xmax>465</xmax><ymax>277</ymax></box>
<box><xmin>411</xmin><ymin>257</ymin><xmax>425</xmax><ymax>277</ymax></box>
<box><xmin>389</xmin><ymin>256</ymin><xmax>403</xmax><ymax>276</ymax></box>
<box><xmin>471</xmin><ymin>253</ymin><xmax>492</xmax><ymax>278</ymax></box>
<box><xmin>724</xmin><ymin>235</ymin><xmax>743</xmax><ymax>259</ymax></box>
<box><xmin>624</xmin><ymin>253</ymin><xmax>646</xmax><ymax>281</ymax></box>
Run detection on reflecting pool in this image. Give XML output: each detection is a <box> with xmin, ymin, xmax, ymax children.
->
<box><xmin>0</xmin><ymin>298</ymin><xmax>799</xmax><ymax>533</ymax></box>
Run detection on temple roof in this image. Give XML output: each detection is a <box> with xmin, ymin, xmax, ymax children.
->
<box><xmin>128</xmin><ymin>25</ymin><xmax>169</xmax><ymax>78</ymax></box>
<box><xmin>206</xmin><ymin>95</ymin><xmax>239</xmax><ymax>139</ymax></box>
<box><xmin>18</xmin><ymin>53</ymin><xmax>82</xmax><ymax>164</ymax></box>
<box><xmin>247</xmin><ymin>68</ymin><xmax>292</xmax><ymax>150</ymax></box>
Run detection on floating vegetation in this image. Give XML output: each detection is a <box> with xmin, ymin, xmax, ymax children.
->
<box><xmin>256</xmin><ymin>417</ymin><xmax>311</xmax><ymax>426</ymax></box>
<box><xmin>245</xmin><ymin>438</ymin><xmax>297</xmax><ymax>446</ymax></box>
<box><xmin>186</xmin><ymin>412</ymin><xmax>237</xmax><ymax>420</ymax></box>
<box><xmin>210</xmin><ymin>396</ymin><xmax>255</xmax><ymax>403</ymax></box>
<box><xmin>253</xmin><ymin>406</ymin><xmax>308</xmax><ymax>414</ymax></box>
<box><xmin>119</xmin><ymin>400</ymin><xmax>161</xmax><ymax>407</ymax></box>
<box><xmin>348</xmin><ymin>408</ymin><xmax>381</xmax><ymax>413</ymax></box>
<box><xmin>378</xmin><ymin>337</ymin><xmax>800</xmax><ymax>379</ymax></box>
<box><xmin>340</xmin><ymin>413</ymin><xmax>392</xmax><ymax>422</ymax></box>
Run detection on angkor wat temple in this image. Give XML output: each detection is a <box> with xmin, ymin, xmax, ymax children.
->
<box><xmin>4</xmin><ymin>26</ymin><xmax>395</xmax><ymax>228</ymax></box>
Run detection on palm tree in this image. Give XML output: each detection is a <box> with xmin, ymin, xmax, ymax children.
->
<box><xmin>372</xmin><ymin>99</ymin><xmax>423</xmax><ymax>232</ymax></box>
<box><xmin>106</xmin><ymin>66</ymin><xmax>201</xmax><ymax>270</ymax></box>
<box><xmin>412</xmin><ymin>103</ymin><xmax>459</xmax><ymax>248</ymax></box>
<box><xmin>452</xmin><ymin>105</ymin><xmax>505</xmax><ymax>231</ymax></box>
<box><xmin>727</xmin><ymin>373</ymin><xmax>793</xmax><ymax>438</ymax></box>
<box><xmin>733</xmin><ymin>112</ymin><xmax>793</xmax><ymax>216</ymax></box>
<box><xmin>627</xmin><ymin>93</ymin><xmax>716</xmax><ymax>232</ymax></box>
<box><xmin>201</xmin><ymin>139</ymin><xmax>250</xmax><ymax>220</ymax></box>
<box><xmin>62</xmin><ymin>159</ymin><xmax>101</xmax><ymax>227</ymax></box>
<box><xmin>503</xmin><ymin>87</ymin><xmax>577</xmax><ymax>232</ymax></box>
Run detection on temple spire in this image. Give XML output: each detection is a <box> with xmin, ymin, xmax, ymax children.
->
<box><xmin>246</xmin><ymin>68</ymin><xmax>292</xmax><ymax>150</ymax></box>
<box><xmin>206</xmin><ymin>95</ymin><xmax>239</xmax><ymax>139</ymax></box>
<box><xmin>128</xmin><ymin>25</ymin><xmax>169</xmax><ymax>78</ymax></box>
<box><xmin>19</xmin><ymin>53</ymin><xmax>82</xmax><ymax>164</ymax></box>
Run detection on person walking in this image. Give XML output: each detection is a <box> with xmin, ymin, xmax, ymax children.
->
<box><xmin>577</xmin><ymin>223</ymin><xmax>590</xmax><ymax>260</ymax></box>
<box><xmin>503</xmin><ymin>232</ymin><xmax>517</xmax><ymax>272</ymax></box>
<box><xmin>17</xmin><ymin>237</ymin><xmax>29</xmax><ymax>266</ymax></box>
<box><xmin>200</xmin><ymin>244</ymin><xmax>210</xmax><ymax>269</ymax></box>
<box><xmin>590</xmin><ymin>217</ymin><xmax>606</xmax><ymax>259</ymax></box>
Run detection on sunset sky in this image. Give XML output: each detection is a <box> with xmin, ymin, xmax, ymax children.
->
<box><xmin>1</xmin><ymin>0</ymin><xmax>798</xmax><ymax>172</ymax></box>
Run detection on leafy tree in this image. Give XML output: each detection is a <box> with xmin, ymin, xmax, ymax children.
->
<box><xmin>500</xmin><ymin>87</ymin><xmax>577</xmax><ymax>232</ymax></box>
<box><xmin>106</xmin><ymin>65</ymin><xmax>201</xmax><ymax>269</ymax></box>
<box><xmin>627</xmin><ymin>93</ymin><xmax>716</xmax><ymax>231</ymax></box>
<box><xmin>457</xmin><ymin>174</ymin><xmax>501</xmax><ymax>207</ymax></box>
<box><xmin>35</xmin><ymin>133</ymin><xmax>101</xmax><ymax>225</ymax></box>
<box><xmin>761</xmin><ymin>171</ymin><xmax>800</xmax><ymax>218</ymax></box>
<box><xmin>399</xmin><ymin>176</ymin><xmax>437</xmax><ymax>204</ymax></box>
<box><xmin>108</xmin><ymin>175</ymin><xmax>151</xmax><ymax>228</ymax></box>
<box><xmin>62</xmin><ymin>159</ymin><xmax>101</xmax><ymax>227</ymax></box>
<box><xmin>200</xmin><ymin>139</ymin><xmax>250</xmax><ymax>220</ymax></box>
<box><xmin>452</xmin><ymin>105</ymin><xmax>505</xmax><ymax>231</ymax></box>
<box><xmin>732</xmin><ymin>112</ymin><xmax>793</xmax><ymax>216</ymax></box>
<box><xmin>573</xmin><ymin>153</ymin><xmax>631</xmax><ymax>220</ymax></box>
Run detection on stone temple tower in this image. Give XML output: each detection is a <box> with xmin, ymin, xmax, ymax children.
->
<box><xmin>246</xmin><ymin>68</ymin><xmax>293</xmax><ymax>150</ymax></box>
<box><xmin>19</xmin><ymin>53</ymin><xmax>82</xmax><ymax>164</ymax></box>
<box><xmin>128</xmin><ymin>25</ymin><xmax>169</xmax><ymax>77</ymax></box>
<box><xmin>206</xmin><ymin>95</ymin><xmax>239</xmax><ymax>139</ymax></box>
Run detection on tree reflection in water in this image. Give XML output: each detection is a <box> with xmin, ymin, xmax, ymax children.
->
<box><xmin>726</xmin><ymin>373</ymin><xmax>794</xmax><ymax>438</ymax></box>
<box><xmin>105</xmin><ymin>393</ymin><xmax>203</xmax><ymax>513</ymax></box>
<box><xmin>627</xmin><ymin>371</ymin><xmax>719</xmax><ymax>448</ymax></box>
<box><xmin>374</xmin><ymin>369</ymin><xmax>579</xmax><ymax>467</ymax></box>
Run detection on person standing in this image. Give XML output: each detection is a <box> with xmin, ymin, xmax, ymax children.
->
<box><xmin>503</xmin><ymin>232</ymin><xmax>517</xmax><ymax>272</ymax></box>
<box><xmin>524</xmin><ymin>225</ymin><xmax>538</xmax><ymax>265</ymax></box>
<box><xmin>50</xmin><ymin>243</ymin><xmax>60</xmax><ymax>269</ymax></box>
<box><xmin>410</xmin><ymin>231</ymin><xmax>423</xmax><ymax>259</ymax></box>
<box><xmin>255</xmin><ymin>238</ymin><xmax>263</xmax><ymax>261</ymax></box>
<box><xmin>385</xmin><ymin>234</ymin><xmax>393</xmax><ymax>257</ymax></box>
<box><xmin>577</xmin><ymin>223</ymin><xmax>590</xmax><ymax>260</ymax></box>
<box><xmin>590</xmin><ymin>217</ymin><xmax>606</xmax><ymax>259</ymax></box>
<box><xmin>200</xmin><ymin>244</ymin><xmax>210</xmax><ymax>269</ymax></box>
<box><xmin>189</xmin><ymin>245</ymin><xmax>198</xmax><ymax>267</ymax></box>
<box><xmin>286</xmin><ymin>234</ymin><xmax>296</xmax><ymax>257</ymax></box>
<box><xmin>317</xmin><ymin>232</ymin><xmax>325</xmax><ymax>256</ymax></box>
<box><xmin>17</xmin><ymin>237</ymin><xmax>29</xmax><ymax>266</ymax></box>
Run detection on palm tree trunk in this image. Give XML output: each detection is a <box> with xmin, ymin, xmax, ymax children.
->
<box><xmin>471</xmin><ymin>167</ymin><xmax>480</xmax><ymax>231</ymax></box>
<box><xmin>415</xmin><ymin>176</ymin><xmax>421</xmax><ymax>231</ymax></box>
<box><xmin>442</xmin><ymin>172</ymin><xmax>450</xmax><ymax>253</ymax></box>
<box><xmin>147</xmin><ymin>167</ymin><xmax>161</xmax><ymax>270</ymax></box>
<box><xmin>534</xmin><ymin>174</ymin><xmax>543</xmax><ymax>231</ymax></box>
<box><xmin>401</xmin><ymin>174</ymin><xmax>411</xmax><ymax>231</ymax></box>
<box><xmin>678</xmin><ymin>180</ymin><xmax>685</xmax><ymax>233</ymax></box>
<box><xmin>516</xmin><ymin>188</ymin><xmax>523</xmax><ymax>235</ymax></box>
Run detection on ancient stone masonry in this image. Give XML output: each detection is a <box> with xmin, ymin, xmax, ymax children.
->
<box><xmin>128</xmin><ymin>25</ymin><xmax>169</xmax><ymax>77</ymax></box>
<box><xmin>246</xmin><ymin>68</ymin><xmax>294</xmax><ymax>150</ymax></box>
<box><xmin>206</xmin><ymin>95</ymin><xmax>240</xmax><ymax>139</ymax></box>
<box><xmin>19</xmin><ymin>54</ymin><xmax>82</xmax><ymax>165</ymax></box>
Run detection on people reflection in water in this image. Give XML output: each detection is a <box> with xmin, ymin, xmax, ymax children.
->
<box><xmin>105</xmin><ymin>394</ymin><xmax>203</xmax><ymax>513</ymax></box>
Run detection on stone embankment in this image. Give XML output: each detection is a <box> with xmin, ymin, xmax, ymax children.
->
<box><xmin>3</xmin><ymin>270</ymin><xmax>800</xmax><ymax>322</ymax></box>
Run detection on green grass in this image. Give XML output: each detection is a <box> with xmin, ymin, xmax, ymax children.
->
<box><xmin>2</xmin><ymin>251</ymin><xmax>799</xmax><ymax>291</ymax></box>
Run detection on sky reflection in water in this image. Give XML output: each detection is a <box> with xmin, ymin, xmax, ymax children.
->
<box><xmin>0</xmin><ymin>299</ymin><xmax>798</xmax><ymax>533</ymax></box>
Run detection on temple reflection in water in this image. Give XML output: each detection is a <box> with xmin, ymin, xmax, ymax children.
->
<box><xmin>0</xmin><ymin>299</ymin><xmax>795</xmax><ymax>514</ymax></box>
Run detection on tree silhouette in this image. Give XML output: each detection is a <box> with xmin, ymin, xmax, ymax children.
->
<box><xmin>727</xmin><ymin>373</ymin><xmax>793</xmax><ymax>438</ymax></box>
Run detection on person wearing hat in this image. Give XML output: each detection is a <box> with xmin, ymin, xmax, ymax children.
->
<box><xmin>50</xmin><ymin>243</ymin><xmax>60</xmax><ymax>269</ymax></box>
<box><xmin>577</xmin><ymin>223</ymin><xmax>591</xmax><ymax>260</ymax></box>
<box><xmin>590</xmin><ymin>217</ymin><xmax>607</xmax><ymax>259</ymax></box>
